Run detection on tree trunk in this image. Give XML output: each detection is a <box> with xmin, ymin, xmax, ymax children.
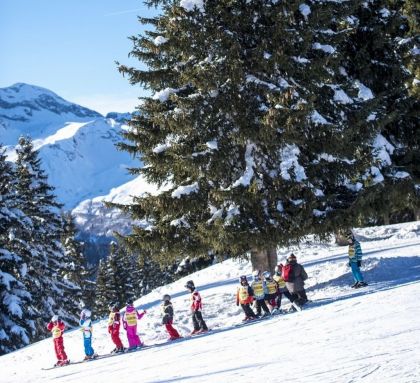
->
<box><xmin>415</xmin><ymin>209</ymin><xmax>420</xmax><ymax>222</ymax></box>
<box><xmin>383</xmin><ymin>213</ymin><xmax>390</xmax><ymax>225</ymax></box>
<box><xmin>250</xmin><ymin>247</ymin><xmax>278</xmax><ymax>273</ymax></box>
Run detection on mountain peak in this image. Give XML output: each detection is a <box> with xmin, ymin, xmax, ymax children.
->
<box><xmin>0</xmin><ymin>82</ymin><xmax>102</xmax><ymax>123</ymax></box>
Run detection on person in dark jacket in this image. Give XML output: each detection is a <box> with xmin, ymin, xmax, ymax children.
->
<box><xmin>161</xmin><ymin>294</ymin><xmax>182</xmax><ymax>340</ymax></box>
<box><xmin>236</xmin><ymin>275</ymin><xmax>257</xmax><ymax>321</ymax></box>
<box><xmin>284</xmin><ymin>254</ymin><xmax>308</xmax><ymax>308</ymax></box>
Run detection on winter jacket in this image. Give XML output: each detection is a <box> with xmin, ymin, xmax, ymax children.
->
<box><xmin>236</xmin><ymin>285</ymin><xmax>254</xmax><ymax>305</ymax></box>
<box><xmin>190</xmin><ymin>290</ymin><xmax>203</xmax><ymax>311</ymax></box>
<box><xmin>348</xmin><ymin>240</ymin><xmax>363</xmax><ymax>264</ymax></box>
<box><xmin>79</xmin><ymin>318</ymin><xmax>93</xmax><ymax>339</ymax></box>
<box><xmin>123</xmin><ymin>305</ymin><xmax>145</xmax><ymax>328</ymax></box>
<box><xmin>108</xmin><ymin>311</ymin><xmax>121</xmax><ymax>333</ymax></box>
<box><xmin>161</xmin><ymin>301</ymin><xmax>174</xmax><ymax>324</ymax></box>
<box><xmin>265</xmin><ymin>279</ymin><xmax>278</xmax><ymax>295</ymax></box>
<box><xmin>284</xmin><ymin>261</ymin><xmax>308</xmax><ymax>293</ymax></box>
<box><xmin>47</xmin><ymin>320</ymin><xmax>65</xmax><ymax>340</ymax></box>
<box><xmin>273</xmin><ymin>273</ymin><xmax>286</xmax><ymax>289</ymax></box>
<box><xmin>251</xmin><ymin>279</ymin><xmax>265</xmax><ymax>300</ymax></box>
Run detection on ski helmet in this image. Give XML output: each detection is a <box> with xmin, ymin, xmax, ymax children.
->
<box><xmin>239</xmin><ymin>275</ymin><xmax>248</xmax><ymax>284</ymax></box>
<box><xmin>81</xmin><ymin>308</ymin><xmax>91</xmax><ymax>319</ymax></box>
<box><xmin>262</xmin><ymin>271</ymin><xmax>271</xmax><ymax>279</ymax></box>
<box><xmin>162</xmin><ymin>294</ymin><xmax>171</xmax><ymax>301</ymax></box>
<box><xmin>126</xmin><ymin>299</ymin><xmax>134</xmax><ymax>306</ymax></box>
<box><xmin>287</xmin><ymin>253</ymin><xmax>296</xmax><ymax>261</ymax></box>
<box><xmin>109</xmin><ymin>303</ymin><xmax>119</xmax><ymax>312</ymax></box>
<box><xmin>51</xmin><ymin>315</ymin><xmax>59</xmax><ymax>322</ymax></box>
<box><xmin>184</xmin><ymin>280</ymin><xmax>195</xmax><ymax>290</ymax></box>
<box><xmin>275</xmin><ymin>263</ymin><xmax>283</xmax><ymax>273</ymax></box>
<box><xmin>252</xmin><ymin>270</ymin><xmax>260</xmax><ymax>278</ymax></box>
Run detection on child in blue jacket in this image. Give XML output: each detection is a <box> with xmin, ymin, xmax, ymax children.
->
<box><xmin>79</xmin><ymin>308</ymin><xmax>97</xmax><ymax>360</ymax></box>
<box><xmin>347</xmin><ymin>232</ymin><xmax>367</xmax><ymax>288</ymax></box>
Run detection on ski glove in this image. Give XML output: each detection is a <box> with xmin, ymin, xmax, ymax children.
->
<box><xmin>357</xmin><ymin>260</ymin><xmax>362</xmax><ymax>267</ymax></box>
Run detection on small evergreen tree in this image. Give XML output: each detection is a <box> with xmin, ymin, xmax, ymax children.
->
<box><xmin>94</xmin><ymin>259</ymin><xmax>112</xmax><ymax>316</ymax></box>
<box><xmin>61</xmin><ymin>213</ymin><xmax>95</xmax><ymax>311</ymax></box>
<box><xmin>0</xmin><ymin>147</ymin><xmax>36</xmax><ymax>354</ymax></box>
<box><xmin>15</xmin><ymin>136</ymin><xmax>79</xmax><ymax>334</ymax></box>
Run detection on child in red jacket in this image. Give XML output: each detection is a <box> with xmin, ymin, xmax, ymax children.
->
<box><xmin>108</xmin><ymin>303</ymin><xmax>125</xmax><ymax>353</ymax></box>
<box><xmin>47</xmin><ymin>315</ymin><xmax>69</xmax><ymax>367</ymax></box>
<box><xmin>185</xmin><ymin>280</ymin><xmax>208</xmax><ymax>335</ymax></box>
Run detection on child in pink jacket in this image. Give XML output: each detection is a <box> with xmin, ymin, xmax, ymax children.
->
<box><xmin>122</xmin><ymin>299</ymin><xmax>146</xmax><ymax>350</ymax></box>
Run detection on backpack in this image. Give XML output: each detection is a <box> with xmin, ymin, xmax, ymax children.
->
<box><xmin>282</xmin><ymin>263</ymin><xmax>294</xmax><ymax>282</ymax></box>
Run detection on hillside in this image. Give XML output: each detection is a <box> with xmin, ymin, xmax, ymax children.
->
<box><xmin>2</xmin><ymin>221</ymin><xmax>419</xmax><ymax>383</ymax></box>
<box><xmin>0</xmin><ymin>83</ymin><xmax>139</xmax><ymax>210</ymax></box>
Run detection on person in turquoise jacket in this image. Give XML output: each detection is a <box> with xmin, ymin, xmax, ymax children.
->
<box><xmin>79</xmin><ymin>308</ymin><xmax>96</xmax><ymax>360</ymax></box>
<box><xmin>347</xmin><ymin>232</ymin><xmax>367</xmax><ymax>288</ymax></box>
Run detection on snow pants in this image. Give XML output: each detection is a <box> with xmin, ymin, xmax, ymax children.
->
<box><xmin>241</xmin><ymin>303</ymin><xmax>257</xmax><ymax>318</ymax></box>
<box><xmin>255</xmin><ymin>299</ymin><xmax>270</xmax><ymax>316</ymax></box>
<box><xmin>83</xmin><ymin>336</ymin><xmax>94</xmax><ymax>356</ymax></box>
<box><xmin>53</xmin><ymin>337</ymin><xmax>67</xmax><ymax>361</ymax></box>
<box><xmin>110</xmin><ymin>329</ymin><xmax>123</xmax><ymax>349</ymax></box>
<box><xmin>276</xmin><ymin>290</ymin><xmax>294</xmax><ymax>309</ymax></box>
<box><xmin>350</xmin><ymin>262</ymin><xmax>364</xmax><ymax>283</ymax></box>
<box><xmin>290</xmin><ymin>290</ymin><xmax>308</xmax><ymax>306</ymax></box>
<box><xmin>192</xmin><ymin>310</ymin><xmax>208</xmax><ymax>331</ymax></box>
<box><xmin>126</xmin><ymin>325</ymin><xmax>141</xmax><ymax>348</ymax></box>
<box><xmin>164</xmin><ymin>319</ymin><xmax>181</xmax><ymax>339</ymax></box>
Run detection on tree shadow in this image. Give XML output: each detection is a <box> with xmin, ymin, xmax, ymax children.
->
<box><xmin>305</xmin><ymin>256</ymin><xmax>420</xmax><ymax>307</ymax></box>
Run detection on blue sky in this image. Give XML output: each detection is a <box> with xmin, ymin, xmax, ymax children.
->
<box><xmin>0</xmin><ymin>0</ymin><xmax>158</xmax><ymax>114</ymax></box>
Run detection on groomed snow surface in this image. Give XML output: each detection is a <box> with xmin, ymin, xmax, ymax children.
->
<box><xmin>2</xmin><ymin>221</ymin><xmax>420</xmax><ymax>383</ymax></box>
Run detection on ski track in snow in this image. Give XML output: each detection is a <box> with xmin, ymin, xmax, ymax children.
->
<box><xmin>1</xmin><ymin>221</ymin><xmax>420</xmax><ymax>383</ymax></box>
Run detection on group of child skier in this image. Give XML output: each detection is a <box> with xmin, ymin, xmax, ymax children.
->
<box><xmin>48</xmin><ymin>232</ymin><xmax>366</xmax><ymax>366</ymax></box>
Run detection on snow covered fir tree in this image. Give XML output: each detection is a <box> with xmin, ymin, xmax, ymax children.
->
<box><xmin>116</xmin><ymin>0</ymin><xmax>419</xmax><ymax>270</ymax></box>
<box><xmin>0</xmin><ymin>139</ymin><xmax>90</xmax><ymax>354</ymax></box>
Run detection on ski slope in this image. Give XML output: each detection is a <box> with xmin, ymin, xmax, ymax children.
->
<box><xmin>1</xmin><ymin>221</ymin><xmax>420</xmax><ymax>383</ymax></box>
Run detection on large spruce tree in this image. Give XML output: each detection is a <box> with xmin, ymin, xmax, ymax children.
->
<box><xmin>342</xmin><ymin>0</ymin><xmax>419</xmax><ymax>225</ymax></box>
<box><xmin>117</xmin><ymin>0</ymin><xmax>415</xmax><ymax>269</ymax></box>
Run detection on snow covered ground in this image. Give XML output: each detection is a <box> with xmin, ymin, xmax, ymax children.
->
<box><xmin>1</xmin><ymin>221</ymin><xmax>420</xmax><ymax>383</ymax></box>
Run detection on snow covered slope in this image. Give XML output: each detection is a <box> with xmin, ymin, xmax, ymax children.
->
<box><xmin>0</xmin><ymin>83</ymin><xmax>101</xmax><ymax>144</ymax></box>
<box><xmin>2</xmin><ymin>221</ymin><xmax>419</xmax><ymax>383</ymax></box>
<box><xmin>73</xmin><ymin>174</ymin><xmax>168</xmax><ymax>237</ymax></box>
<box><xmin>0</xmin><ymin>83</ymin><xmax>139</xmax><ymax>209</ymax></box>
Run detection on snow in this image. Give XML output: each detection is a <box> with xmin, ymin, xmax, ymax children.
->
<box><xmin>180</xmin><ymin>0</ymin><xmax>204</xmax><ymax>13</ymax></box>
<box><xmin>1</xmin><ymin>221</ymin><xmax>420</xmax><ymax>382</ymax></box>
<box><xmin>152</xmin><ymin>88</ymin><xmax>179</xmax><ymax>102</ymax></box>
<box><xmin>355</xmin><ymin>81</ymin><xmax>374</xmax><ymax>100</ymax></box>
<box><xmin>171</xmin><ymin>182</ymin><xmax>199</xmax><ymax>198</ymax></box>
<box><xmin>153</xmin><ymin>36</ymin><xmax>168</xmax><ymax>46</ymax></box>
<box><xmin>310</xmin><ymin>110</ymin><xmax>329</xmax><ymax>125</ymax></box>
<box><xmin>372</xmin><ymin>133</ymin><xmax>394</xmax><ymax>166</ymax></box>
<box><xmin>312</xmin><ymin>43</ymin><xmax>336</xmax><ymax>54</ymax></box>
<box><xmin>280</xmin><ymin>144</ymin><xmax>307</xmax><ymax>182</ymax></box>
<box><xmin>205</xmin><ymin>140</ymin><xmax>218</xmax><ymax>150</ymax></box>
<box><xmin>332</xmin><ymin>86</ymin><xmax>353</xmax><ymax>104</ymax></box>
<box><xmin>231</xmin><ymin>142</ymin><xmax>255</xmax><ymax>188</ymax></box>
<box><xmin>299</xmin><ymin>4</ymin><xmax>311</xmax><ymax>20</ymax></box>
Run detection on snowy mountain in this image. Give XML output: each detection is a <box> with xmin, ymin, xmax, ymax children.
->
<box><xmin>0</xmin><ymin>83</ymin><xmax>102</xmax><ymax>144</ymax></box>
<box><xmin>0</xmin><ymin>83</ymin><xmax>140</xmax><ymax>209</ymax></box>
<box><xmin>1</xmin><ymin>221</ymin><xmax>419</xmax><ymax>382</ymax></box>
